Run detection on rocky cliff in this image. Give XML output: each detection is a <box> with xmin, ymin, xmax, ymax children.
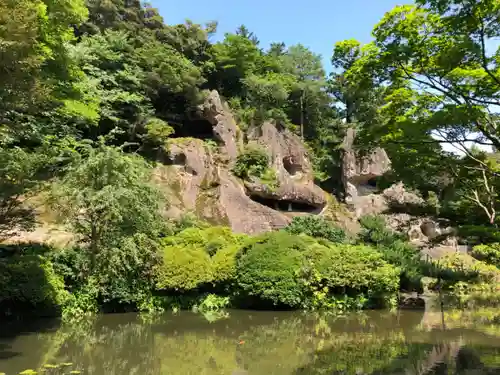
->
<box><xmin>154</xmin><ymin>90</ymin><xmax>328</xmax><ymax>234</ymax></box>
<box><xmin>340</xmin><ymin>126</ymin><xmax>460</xmax><ymax>252</ymax></box>
<box><xmin>7</xmin><ymin>90</ymin><xmax>459</xmax><ymax>247</ymax></box>
<box><xmin>152</xmin><ymin>91</ymin><xmax>458</xmax><ymax>246</ymax></box>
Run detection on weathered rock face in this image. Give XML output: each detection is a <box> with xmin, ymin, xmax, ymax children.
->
<box><xmin>340</xmin><ymin>129</ymin><xmax>460</xmax><ymax>246</ymax></box>
<box><xmin>245</xmin><ymin>121</ymin><xmax>327</xmax><ymax>211</ymax></box>
<box><xmin>348</xmin><ymin>182</ymin><xmax>424</xmax><ymax>218</ymax></box>
<box><xmin>197</xmin><ymin>90</ymin><xmax>239</xmax><ymax>160</ymax></box>
<box><xmin>386</xmin><ymin>213</ymin><xmax>458</xmax><ymax>246</ymax></box>
<box><xmin>158</xmin><ymin>92</ymin><xmax>327</xmax><ymax>235</ymax></box>
<box><xmin>342</xmin><ymin>127</ymin><xmax>391</xmax><ymax>202</ymax></box>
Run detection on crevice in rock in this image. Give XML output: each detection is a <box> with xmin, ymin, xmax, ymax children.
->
<box><xmin>171</xmin><ymin>118</ymin><xmax>218</xmax><ymax>141</ymax></box>
<box><xmin>164</xmin><ymin>152</ymin><xmax>197</xmax><ymax>176</ymax></box>
<box><xmin>283</xmin><ymin>156</ymin><xmax>302</xmax><ymax>177</ymax></box>
<box><xmin>249</xmin><ymin>194</ymin><xmax>319</xmax><ymax>213</ymax></box>
<box><xmin>366</xmin><ymin>178</ymin><xmax>378</xmax><ymax>188</ymax></box>
<box><xmin>171</xmin><ymin>153</ymin><xmax>186</xmax><ymax>166</ymax></box>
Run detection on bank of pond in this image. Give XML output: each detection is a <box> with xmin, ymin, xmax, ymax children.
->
<box><xmin>1</xmin><ymin>217</ymin><xmax>500</xmax><ymax>320</ymax></box>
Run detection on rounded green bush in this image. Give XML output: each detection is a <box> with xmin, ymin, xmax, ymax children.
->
<box><xmin>212</xmin><ymin>244</ymin><xmax>240</xmax><ymax>283</ymax></box>
<box><xmin>156</xmin><ymin>227</ymin><xmax>249</xmax><ymax>291</ymax></box>
<box><xmin>306</xmin><ymin>244</ymin><xmax>400</xmax><ymax>299</ymax></box>
<box><xmin>0</xmin><ymin>254</ymin><xmax>68</xmax><ymax>313</ymax></box>
<box><xmin>472</xmin><ymin>243</ymin><xmax>500</xmax><ymax>268</ymax></box>
<box><xmin>235</xmin><ymin>232</ymin><xmax>314</xmax><ymax>307</ymax></box>
<box><xmin>156</xmin><ymin>245</ymin><xmax>213</xmax><ymax>291</ymax></box>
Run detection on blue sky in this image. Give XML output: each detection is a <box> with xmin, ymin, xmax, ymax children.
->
<box><xmin>150</xmin><ymin>0</ymin><xmax>412</xmax><ymax>72</ymax></box>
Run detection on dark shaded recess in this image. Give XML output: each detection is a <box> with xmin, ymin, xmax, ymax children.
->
<box><xmin>152</xmin><ymin>88</ymin><xmax>218</xmax><ymax>140</ymax></box>
<box><xmin>170</xmin><ymin>118</ymin><xmax>215</xmax><ymax>140</ymax></box>
<box><xmin>283</xmin><ymin>156</ymin><xmax>302</xmax><ymax>176</ymax></box>
<box><xmin>314</xmin><ymin>164</ymin><xmax>344</xmax><ymax>200</ymax></box>
<box><xmin>367</xmin><ymin>178</ymin><xmax>378</xmax><ymax>188</ymax></box>
<box><xmin>170</xmin><ymin>152</ymin><xmax>186</xmax><ymax>166</ymax></box>
<box><xmin>249</xmin><ymin>194</ymin><xmax>318</xmax><ymax>213</ymax></box>
<box><xmin>161</xmin><ymin>152</ymin><xmax>197</xmax><ymax>176</ymax></box>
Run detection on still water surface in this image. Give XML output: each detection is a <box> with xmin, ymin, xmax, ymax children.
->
<box><xmin>1</xmin><ymin>309</ymin><xmax>500</xmax><ymax>375</ymax></box>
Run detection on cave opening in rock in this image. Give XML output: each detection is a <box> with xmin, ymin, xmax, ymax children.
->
<box><xmin>366</xmin><ymin>178</ymin><xmax>378</xmax><ymax>188</ymax></box>
<box><xmin>169</xmin><ymin>153</ymin><xmax>186</xmax><ymax>166</ymax></box>
<box><xmin>283</xmin><ymin>156</ymin><xmax>302</xmax><ymax>176</ymax></box>
<box><xmin>249</xmin><ymin>194</ymin><xmax>318</xmax><ymax>213</ymax></box>
<box><xmin>171</xmin><ymin>118</ymin><xmax>217</xmax><ymax>141</ymax></box>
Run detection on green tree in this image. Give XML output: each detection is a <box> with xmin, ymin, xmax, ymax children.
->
<box><xmin>211</xmin><ymin>33</ymin><xmax>263</xmax><ymax>97</ymax></box>
<box><xmin>372</xmin><ymin>1</ymin><xmax>500</xmax><ymax>154</ymax></box>
<box><xmin>235</xmin><ymin>24</ymin><xmax>260</xmax><ymax>45</ymax></box>
<box><xmin>0</xmin><ymin>0</ymin><xmax>89</xmax><ymax>143</ymax></box>
<box><xmin>49</xmin><ymin>144</ymin><xmax>165</xmax><ymax>269</ymax></box>
<box><xmin>369</xmin><ymin>0</ymin><xmax>500</xmax><ymax>224</ymax></box>
<box><xmin>330</xmin><ymin>40</ymin><xmax>383</xmax><ymax>129</ymax></box>
<box><xmin>281</xmin><ymin>44</ymin><xmax>327</xmax><ymax>139</ymax></box>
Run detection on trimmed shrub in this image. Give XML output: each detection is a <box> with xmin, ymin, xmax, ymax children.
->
<box><xmin>156</xmin><ymin>227</ymin><xmax>249</xmax><ymax>291</ymax></box>
<box><xmin>472</xmin><ymin>243</ymin><xmax>500</xmax><ymax>268</ymax></box>
<box><xmin>358</xmin><ymin>214</ymin><xmax>422</xmax><ymax>291</ymax></box>
<box><xmin>235</xmin><ymin>232</ymin><xmax>400</xmax><ymax>310</ymax></box>
<box><xmin>163</xmin><ymin>226</ymin><xmax>246</xmax><ymax>256</ymax></box>
<box><xmin>284</xmin><ymin>215</ymin><xmax>346</xmax><ymax>243</ymax></box>
<box><xmin>156</xmin><ymin>244</ymin><xmax>213</xmax><ymax>291</ymax></box>
<box><xmin>436</xmin><ymin>253</ymin><xmax>500</xmax><ymax>285</ymax></box>
<box><xmin>0</xmin><ymin>254</ymin><xmax>68</xmax><ymax>315</ymax></box>
<box><xmin>432</xmin><ymin>253</ymin><xmax>500</xmax><ymax>308</ymax></box>
<box><xmin>212</xmin><ymin>244</ymin><xmax>241</xmax><ymax>283</ymax></box>
<box><xmin>235</xmin><ymin>232</ymin><xmax>314</xmax><ymax>307</ymax></box>
<box><xmin>303</xmin><ymin>243</ymin><xmax>400</xmax><ymax>308</ymax></box>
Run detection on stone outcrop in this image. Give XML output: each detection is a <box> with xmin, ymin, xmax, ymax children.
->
<box><xmin>245</xmin><ymin>121</ymin><xmax>327</xmax><ymax>211</ymax></box>
<box><xmin>157</xmin><ymin>92</ymin><xmax>327</xmax><ymax>235</ymax></box>
<box><xmin>342</xmin><ymin>127</ymin><xmax>391</xmax><ymax>202</ymax></box>
<box><xmin>347</xmin><ymin>182</ymin><xmax>424</xmax><ymax>218</ymax></box>
<box><xmin>340</xmin><ymin>129</ymin><xmax>460</xmax><ymax>247</ymax></box>
<box><xmin>197</xmin><ymin>90</ymin><xmax>239</xmax><ymax>160</ymax></box>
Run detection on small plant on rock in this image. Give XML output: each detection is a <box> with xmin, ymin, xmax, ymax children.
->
<box><xmin>232</xmin><ymin>145</ymin><xmax>269</xmax><ymax>180</ymax></box>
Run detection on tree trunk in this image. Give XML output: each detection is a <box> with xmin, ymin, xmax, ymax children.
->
<box><xmin>300</xmin><ymin>91</ymin><xmax>304</xmax><ymax>140</ymax></box>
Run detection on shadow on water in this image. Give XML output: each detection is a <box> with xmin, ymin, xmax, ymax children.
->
<box><xmin>0</xmin><ymin>307</ymin><xmax>499</xmax><ymax>375</ymax></box>
<box><xmin>0</xmin><ymin>318</ymin><xmax>61</xmax><ymax>362</ymax></box>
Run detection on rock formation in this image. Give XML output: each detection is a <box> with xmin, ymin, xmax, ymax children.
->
<box><xmin>340</xmin><ymin>128</ymin><xmax>459</xmax><ymax>248</ymax></box>
<box><xmin>7</xmin><ymin>90</ymin><xmax>462</xmax><ymax>242</ymax></box>
<box><xmin>156</xmin><ymin>91</ymin><xmax>327</xmax><ymax>235</ymax></box>
<box><xmin>341</xmin><ymin>127</ymin><xmax>391</xmax><ymax>202</ymax></box>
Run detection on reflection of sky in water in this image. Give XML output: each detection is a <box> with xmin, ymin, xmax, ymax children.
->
<box><xmin>1</xmin><ymin>309</ymin><xmax>500</xmax><ymax>375</ymax></box>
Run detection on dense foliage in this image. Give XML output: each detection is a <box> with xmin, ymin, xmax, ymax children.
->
<box><xmin>1</xmin><ymin>0</ymin><xmax>499</xmax><ymax>318</ymax></box>
<box><xmin>472</xmin><ymin>243</ymin><xmax>500</xmax><ymax>268</ymax></box>
<box><xmin>234</xmin><ymin>232</ymin><xmax>399</xmax><ymax>309</ymax></box>
<box><xmin>284</xmin><ymin>216</ymin><xmax>346</xmax><ymax>243</ymax></box>
<box><xmin>0</xmin><ymin>250</ymin><xmax>68</xmax><ymax>315</ymax></box>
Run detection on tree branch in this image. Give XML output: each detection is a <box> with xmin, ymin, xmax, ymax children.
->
<box><xmin>479</xmin><ymin>21</ymin><xmax>500</xmax><ymax>87</ymax></box>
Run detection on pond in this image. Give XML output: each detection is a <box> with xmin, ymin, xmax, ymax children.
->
<box><xmin>1</xmin><ymin>308</ymin><xmax>500</xmax><ymax>375</ymax></box>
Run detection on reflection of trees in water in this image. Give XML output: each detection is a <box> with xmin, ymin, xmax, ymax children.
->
<box><xmin>294</xmin><ymin>341</ymin><xmax>500</xmax><ymax>375</ymax></box>
<box><xmin>3</xmin><ymin>309</ymin><xmax>499</xmax><ymax>375</ymax></box>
